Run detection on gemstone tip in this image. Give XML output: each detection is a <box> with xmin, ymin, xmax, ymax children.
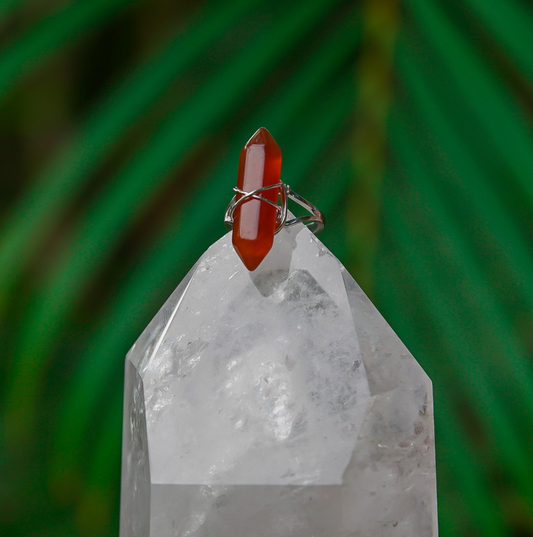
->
<box><xmin>246</xmin><ymin>127</ymin><xmax>278</xmax><ymax>148</ymax></box>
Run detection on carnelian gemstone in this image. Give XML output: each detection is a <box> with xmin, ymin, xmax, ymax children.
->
<box><xmin>232</xmin><ymin>127</ymin><xmax>282</xmax><ymax>271</ymax></box>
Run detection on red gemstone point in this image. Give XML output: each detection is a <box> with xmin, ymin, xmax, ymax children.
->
<box><xmin>232</xmin><ymin>127</ymin><xmax>282</xmax><ymax>271</ymax></box>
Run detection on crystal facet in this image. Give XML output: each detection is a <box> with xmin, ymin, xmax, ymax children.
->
<box><xmin>120</xmin><ymin>223</ymin><xmax>438</xmax><ymax>537</ymax></box>
<box><xmin>232</xmin><ymin>127</ymin><xmax>282</xmax><ymax>271</ymax></box>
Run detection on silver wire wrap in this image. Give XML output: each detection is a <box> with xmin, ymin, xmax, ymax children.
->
<box><xmin>224</xmin><ymin>183</ymin><xmax>325</xmax><ymax>234</ymax></box>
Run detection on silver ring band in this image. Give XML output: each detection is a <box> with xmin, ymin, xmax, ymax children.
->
<box><xmin>224</xmin><ymin>183</ymin><xmax>325</xmax><ymax>235</ymax></box>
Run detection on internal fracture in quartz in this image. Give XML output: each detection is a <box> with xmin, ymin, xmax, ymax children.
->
<box><xmin>120</xmin><ymin>223</ymin><xmax>438</xmax><ymax>537</ymax></box>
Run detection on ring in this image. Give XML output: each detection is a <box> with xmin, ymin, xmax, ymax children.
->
<box><xmin>224</xmin><ymin>183</ymin><xmax>325</xmax><ymax>235</ymax></box>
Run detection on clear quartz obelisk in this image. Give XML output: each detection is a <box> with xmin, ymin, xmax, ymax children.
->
<box><xmin>120</xmin><ymin>222</ymin><xmax>438</xmax><ymax>537</ymax></box>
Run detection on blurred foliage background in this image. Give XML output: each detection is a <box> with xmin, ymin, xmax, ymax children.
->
<box><xmin>1</xmin><ymin>0</ymin><xmax>532</xmax><ymax>535</ymax></box>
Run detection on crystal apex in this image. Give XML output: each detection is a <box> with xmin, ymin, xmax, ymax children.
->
<box><xmin>246</xmin><ymin>126</ymin><xmax>277</xmax><ymax>147</ymax></box>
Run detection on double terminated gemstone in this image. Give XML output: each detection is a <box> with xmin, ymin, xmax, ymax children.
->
<box><xmin>232</xmin><ymin>127</ymin><xmax>282</xmax><ymax>271</ymax></box>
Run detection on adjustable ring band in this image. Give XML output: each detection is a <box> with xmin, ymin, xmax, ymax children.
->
<box><xmin>224</xmin><ymin>183</ymin><xmax>325</xmax><ymax>235</ymax></box>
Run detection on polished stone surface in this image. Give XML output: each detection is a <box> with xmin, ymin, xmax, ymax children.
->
<box><xmin>120</xmin><ymin>222</ymin><xmax>437</xmax><ymax>536</ymax></box>
<box><xmin>232</xmin><ymin>127</ymin><xmax>282</xmax><ymax>271</ymax></box>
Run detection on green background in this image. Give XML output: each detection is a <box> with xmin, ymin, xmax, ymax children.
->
<box><xmin>1</xmin><ymin>0</ymin><xmax>532</xmax><ymax>535</ymax></box>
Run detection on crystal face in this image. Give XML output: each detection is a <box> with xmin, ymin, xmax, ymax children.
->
<box><xmin>120</xmin><ymin>223</ymin><xmax>438</xmax><ymax>537</ymax></box>
<box><xmin>232</xmin><ymin>127</ymin><xmax>282</xmax><ymax>271</ymax></box>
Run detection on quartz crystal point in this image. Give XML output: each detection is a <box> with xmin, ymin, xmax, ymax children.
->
<box><xmin>120</xmin><ymin>222</ymin><xmax>438</xmax><ymax>537</ymax></box>
<box><xmin>232</xmin><ymin>127</ymin><xmax>282</xmax><ymax>271</ymax></box>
